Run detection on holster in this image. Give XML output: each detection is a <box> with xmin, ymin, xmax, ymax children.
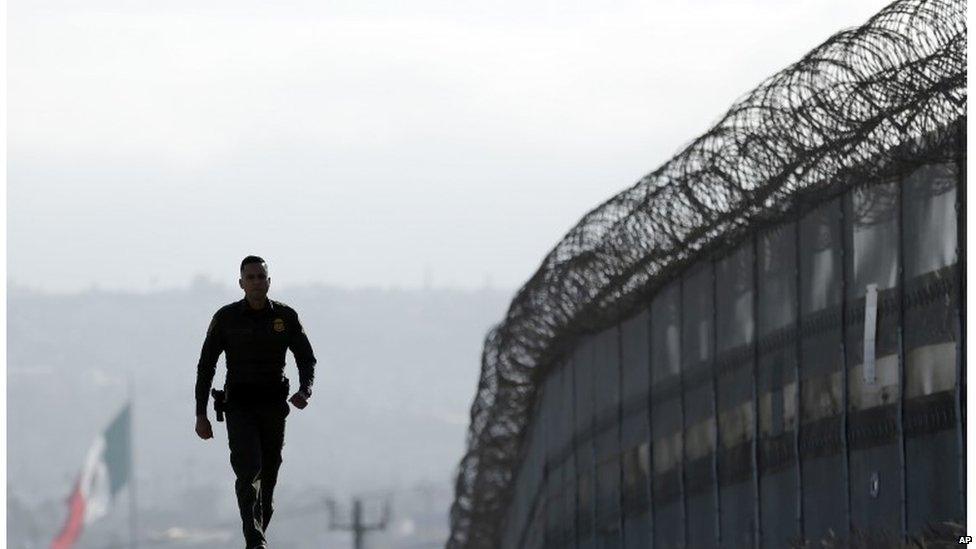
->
<box><xmin>211</xmin><ymin>389</ymin><xmax>227</xmax><ymax>422</ymax></box>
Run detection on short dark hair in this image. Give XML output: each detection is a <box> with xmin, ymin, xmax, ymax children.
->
<box><xmin>240</xmin><ymin>255</ymin><xmax>267</xmax><ymax>273</ymax></box>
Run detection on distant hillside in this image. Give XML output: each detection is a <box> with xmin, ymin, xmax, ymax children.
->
<box><xmin>7</xmin><ymin>281</ymin><xmax>510</xmax><ymax>548</ymax></box>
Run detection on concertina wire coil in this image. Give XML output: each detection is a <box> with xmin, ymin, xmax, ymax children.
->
<box><xmin>447</xmin><ymin>0</ymin><xmax>967</xmax><ymax>546</ymax></box>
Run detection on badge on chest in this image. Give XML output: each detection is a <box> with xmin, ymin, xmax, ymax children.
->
<box><xmin>272</xmin><ymin>318</ymin><xmax>286</xmax><ymax>333</ymax></box>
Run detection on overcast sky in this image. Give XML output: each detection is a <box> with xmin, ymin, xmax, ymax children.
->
<box><xmin>9</xmin><ymin>0</ymin><xmax>892</xmax><ymax>293</ymax></box>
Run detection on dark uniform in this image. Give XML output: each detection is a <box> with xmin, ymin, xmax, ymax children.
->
<box><xmin>195</xmin><ymin>298</ymin><xmax>316</xmax><ymax>549</ymax></box>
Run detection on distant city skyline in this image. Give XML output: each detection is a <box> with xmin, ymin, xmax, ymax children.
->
<box><xmin>10</xmin><ymin>0</ymin><xmax>891</xmax><ymax>293</ymax></box>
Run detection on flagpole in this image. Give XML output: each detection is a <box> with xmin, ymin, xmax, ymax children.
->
<box><xmin>127</xmin><ymin>376</ymin><xmax>139</xmax><ymax>549</ymax></box>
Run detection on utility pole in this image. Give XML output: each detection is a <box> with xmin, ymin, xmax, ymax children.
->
<box><xmin>326</xmin><ymin>497</ymin><xmax>391</xmax><ymax>549</ymax></box>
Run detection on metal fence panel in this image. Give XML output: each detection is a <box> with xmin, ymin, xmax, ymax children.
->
<box><xmin>682</xmin><ymin>263</ymin><xmax>719</xmax><ymax>549</ymax></box>
<box><xmin>901</xmin><ymin>162</ymin><xmax>962</xmax><ymax>532</ymax></box>
<box><xmin>564</xmin><ymin>358</ymin><xmax>579</xmax><ymax>549</ymax></box>
<box><xmin>516</xmin><ymin>394</ymin><xmax>547</xmax><ymax>549</ymax></box>
<box><xmin>498</xmin><ymin>155</ymin><xmax>964</xmax><ymax>548</ymax></box>
<box><xmin>651</xmin><ymin>282</ymin><xmax>684</xmax><ymax>549</ymax></box>
<box><xmin>757</xmin><ymin>222</ymin><xmax>800</xmax><ymax>548</ymax></box>
<box><xmin>575</xmin><ymin>338</ymin><xmax>597</xmax><ymax>548</ymax></box>
<box><xmin>845</xmin><ymin>181</ymin><xmax>903</xmax><ymax>537</ymax></box>
<box><xmin>491</xmin><ymin>156</ymin><xmax>964</xmax><ymax>548</ymax></box>
<box><xmin>527</xmin><ymin>493</ymin><xmax>546</xmax><ymax>549</ymax></box>
<box><xmin>716</xmin><ymin>243</ymin><xmax>758</xmax><ymax>548</ymax></box>
<box><xmin>544</xmin><ymin>366</ymin><xmax>562</xmax><ymax>549</ymax></box>
<box><xmin>619</xmin><ymin>311</ymin><xmax>651</xmax><ymax>549</ymax></box>
<box><xmin>505</xmin><ymin>443</ymin><xmax>533</xmax><ymax>549</ymax></box>
<box><xmin>797</xmin><ymin>197</ymin><xmax>848</xmax><ymax>545</ymax></box>
<box><xmin>594</xmin><ymin>327</ymin><xmax>622</xmax><ymax>547</ymax></box>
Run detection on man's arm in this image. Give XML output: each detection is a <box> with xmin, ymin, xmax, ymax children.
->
<box><xmin>287</xmin><ymin>310</ymin><xmax>316</xmax><ymax>401</ymax></box>
<box><xmin>195</xmin><ymin>313</ymin><xmax>224</xmax><ymax>418</ymax></box>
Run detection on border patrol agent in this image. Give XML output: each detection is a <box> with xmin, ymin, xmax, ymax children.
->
<box><xmin>194</xmin><ymin>255</ymin><xmax>316</xmax><ymax>549</ymax></box>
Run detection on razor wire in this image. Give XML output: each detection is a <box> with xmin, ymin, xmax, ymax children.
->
<box><xmin>447</xmin><ymin>0</ymin><xmax>967</xmax><ymax>546</ymax></box>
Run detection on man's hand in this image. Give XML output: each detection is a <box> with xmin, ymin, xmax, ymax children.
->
<box><xmin>195</xmin><ymin>415</ymin><xmax>213</xmax><ymax>440</ymax></box>
<box><xmin>289</xmin><ymin>392</ymin><xmax>308</xmax><ymax>410</ymax></box>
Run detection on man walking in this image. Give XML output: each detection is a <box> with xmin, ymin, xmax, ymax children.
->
<box><xmin>194</xmin><ymin>255</ymin><xmax>317</xmax><ymax>549</ymax></box>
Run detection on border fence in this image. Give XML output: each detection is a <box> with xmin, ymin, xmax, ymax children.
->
<box><xmin>447</xmin><ymin>0</ymin><xmax>967</xmax><ymax>547</ymax></box>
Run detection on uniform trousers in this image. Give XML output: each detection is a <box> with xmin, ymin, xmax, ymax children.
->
<box><xmin>225</xmin><ymin>400</ymin><xmax>289</xmax><ymax>549</ymax></box>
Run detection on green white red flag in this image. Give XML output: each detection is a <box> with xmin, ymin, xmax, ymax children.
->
<box><xmin>51</xmin><ymin>403</ymin><xmax>132</xmax><ymax>549</ymax></box>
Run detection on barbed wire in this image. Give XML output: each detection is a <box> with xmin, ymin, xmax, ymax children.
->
<box><xmin>446</xmin><ymin>0</ymin><xmax>966</xmax><ymax>546</ymax></box>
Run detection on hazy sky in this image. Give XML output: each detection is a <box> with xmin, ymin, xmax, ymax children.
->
<box><xmin>9</xmin><ymin>0</ymin><xmax>892</xmax><ymax>293</ymax></box>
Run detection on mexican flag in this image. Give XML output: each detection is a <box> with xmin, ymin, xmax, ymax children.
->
<box><xmin>51</xmin><ymin>403</ymin><xmax>132</xmax><ymax>549</ymax></box>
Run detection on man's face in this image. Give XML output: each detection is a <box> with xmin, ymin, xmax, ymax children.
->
<box><xmin>239</xmin><ymin>262</ymin><xmax>270</xmax><ymax>301</ymax></box>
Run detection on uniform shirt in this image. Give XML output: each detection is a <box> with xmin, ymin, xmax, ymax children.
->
<box><xmin>195</xmin><ymin>299</ymin><xmax>316</xmax><ymax>416</ymax></box>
